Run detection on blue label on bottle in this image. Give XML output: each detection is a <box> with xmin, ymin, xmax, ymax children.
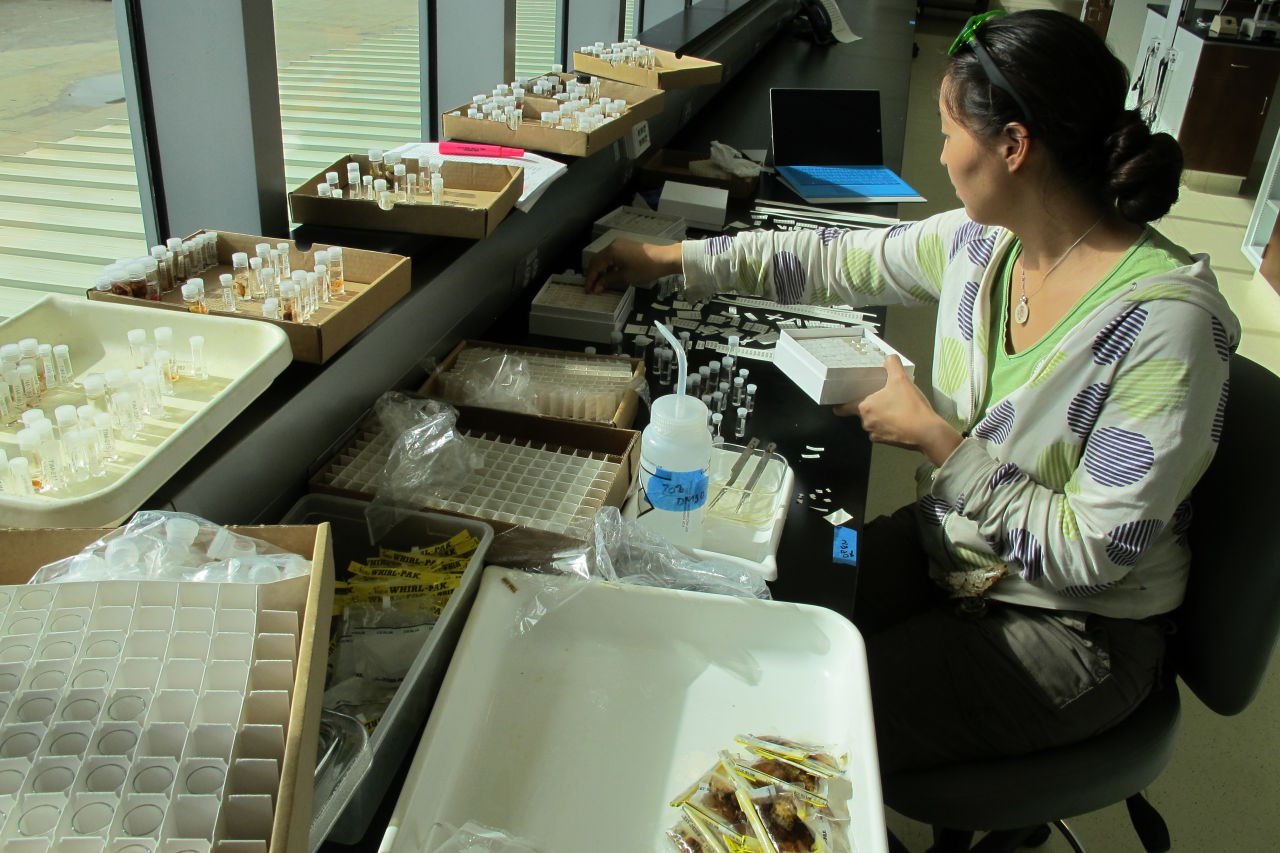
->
<box><xmin>646</xmin><ymin>467</ymin><xmax>709</xmax><ymax>512</ymax></box>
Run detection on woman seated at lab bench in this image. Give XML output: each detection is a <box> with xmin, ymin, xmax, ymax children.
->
<box><xmin>585</xmin><ymin>9</ymin><xmax>1240</xmax><ymax>774</ymax></box>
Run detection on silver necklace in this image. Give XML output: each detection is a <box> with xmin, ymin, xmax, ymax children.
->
<box><xmin>1015</xmin><ymin>217</ymin><xmax>1103</xmax><ymax>326</ymax></box>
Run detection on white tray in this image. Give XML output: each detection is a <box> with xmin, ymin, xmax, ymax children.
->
<box><xmin>380</xmin><ymin>567</ymin><xmax>886</xmax><ymax>853</ymax></box>
<box><xmin>0</xmin><ymin>295</ymin><xmax>291</xmax><ymax>528</ymax></box>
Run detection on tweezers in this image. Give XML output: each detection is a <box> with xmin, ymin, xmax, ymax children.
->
<box><xmin>736</xmin><ymin>441</ymin><xmax>777</xmax><ymax>511</ymax></box>
<box><xmin>707</xmin><ymin>437</ymin><xmax>760</xmax><ymax>510</ymax></box>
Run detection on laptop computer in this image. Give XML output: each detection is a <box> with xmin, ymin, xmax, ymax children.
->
<box><xmin>769</xmin><ymin>88</ymin><xmax>925</xmax><ymax>204</ymax></box>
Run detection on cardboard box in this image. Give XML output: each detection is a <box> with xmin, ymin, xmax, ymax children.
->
<box><xmin>289</xmin><ymin>156</ymin><xmax>522</xmax><ymax>239</ymax></box>
<box><xmin>774</xmin><ymin>326</ymin><xmax>915</xmax><ymax>405</ymax></box>
<box><xmin>86</xmin><ymin>230</ymin><xmax>410</xmax><ymax>364</ymax></box>
<box><xmin>308</xmin><ymin>403</ymin><xmax>640</xmax><ymax>543</ymax></box>
<box><xmin>442</xmin><ymin>73</ymin><xmax>664</xmax><ymax>157</ymax></box>
<box><xmin>0</xmin><ymin>523</ymin><xmax>334</xmax><ymax>853</ymax></box>
<box><xmin>572</xmin><ymin>46</ymin><xmax>723</xmax><ymax>89</ymax></box>
<box><xmin>418</xmin><ymin>339</ymin><xmax>644</xmax><ymax>428</ymax></box>
<box><xmin>658</xmin><ymin>180</ymin><xmax>729</xmax><ymax>231</ymax></box>
<box><xmin>637</xmin><ymin>148</ymin><xmax>760</xmax><ymax>199</ymax></box>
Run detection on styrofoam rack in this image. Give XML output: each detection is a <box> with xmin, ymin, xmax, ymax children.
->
<box><xmin>0</xmin><ymin>579</ymin><xmax>303</xmax><ymax>851</ymax></box>
<box><xmin>0</xmin><ymin>296</ymin><xmax>291</xmax><ymax>528</ymax></box>
<box><xmin>528</xmin><ymin>274</ymin><xmax>635</xmax><ymax>344</ymax></box>
<box><xmin>591</xmin><ymin>205</ymin><xmax>687</xmax><ymax>240</ymax></box>
<box><xmin>380</xmin><ymin>567</ymin><xmax>886</xmax><ymax>853</ymax></box>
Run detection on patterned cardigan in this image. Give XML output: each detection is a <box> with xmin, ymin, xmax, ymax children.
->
<box><xmin>680</xmin><ymin>209</ymin><xmax>1240</xmax><ymax>619</ymax></box>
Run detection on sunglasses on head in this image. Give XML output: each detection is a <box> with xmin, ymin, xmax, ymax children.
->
<box><xmin>948</xmin><ymin>10</ymin><xmax>1036</xmax><ymax>131</ymax></box>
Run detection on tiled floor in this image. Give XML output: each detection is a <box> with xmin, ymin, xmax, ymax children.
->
<box><xmin>873</xmin><ymin>12</ymin><xmax>1280</xmax><ymax>852</ymax></box>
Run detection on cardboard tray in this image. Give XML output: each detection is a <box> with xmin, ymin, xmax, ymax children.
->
<box><xmin>572</xmin><ymin>46</ymin><xmax>723</xmax><ymax>89</ymax></box>
<box><xmin>0</xmin><ymin>523</ymin><xmax>334</xmax><ymax>853</ymax></box>
<box><xmin>380</xmin><ymin>566</ymin><xmax>886</xmax><ymax>853</ymax></box>
<box><xmin>442</xmin><ymin>73</ymin><xmax>664</xmax><ymax>158</ymax></box>
<box><xmin>86</xmin><ymin>230</ymin><xmax>411</xmax><ymax>365</ymax></box>
<box><xmin>307</xmin><ymin>403</ymin><xmax>639</xmax><ymax>544</ymax></box>
<box><xmin>289</xmin><ymin>156</ymin><xmax>522</xmax><ymax>239</ymax></box>
<box><xmin>418</xmin><ymin>339</ymin><xmax>644</xmax><ymax>428</ymax></box>
<box><xmin>0</xmin><ymin>295</ymin><xmax>291</xmax><ymax>529</ymax></box>
<box><xmin>774</xmin><ymin>326</ymin><xmax>915</xmax><ymax>405</ymax></box>
<box><xmin>636</xmin><ymin>149</ymin><xmax>760</xmax><ymax>199</ymax></box>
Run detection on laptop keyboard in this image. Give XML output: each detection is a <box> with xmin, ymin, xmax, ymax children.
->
<box><xmin>787</xmin><ymin>165</ymin><xmax>900</xmax><ymax>187</ymax></box>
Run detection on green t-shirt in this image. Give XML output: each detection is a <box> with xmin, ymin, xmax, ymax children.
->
<box><xmin>984</xmin><ymin>228</ymin><xmax>1193</xmax><ymax>413</ymax></box>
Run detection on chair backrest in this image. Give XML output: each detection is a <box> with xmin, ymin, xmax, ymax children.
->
<box><xmin>1177</xmin><ymin>354</ymin><xmax>1280</xmax><ymax>715</ymax></box>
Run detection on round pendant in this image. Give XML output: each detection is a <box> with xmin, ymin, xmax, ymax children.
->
<box><xmin>1013</xmin><ymin>300</ymin><xmax>1030</xmax><ymax>325</ymax></box>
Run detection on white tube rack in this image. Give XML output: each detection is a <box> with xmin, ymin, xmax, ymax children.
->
<box><xmin>312</xmin><ymin>421</ymin><xmax>623</xmax><ymax>537</ymax></box>
<box><xmin>0</xmin><ymin>580</ymin><xmax>302</xmax><ymax>852</ymax></box>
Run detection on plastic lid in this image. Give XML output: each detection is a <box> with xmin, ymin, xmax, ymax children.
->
<box><xmin>53</xmin><ymin>344</ymin><xmax>68</xmax><ymax>356</ymax></box>
<box><xmin>127</xmin><ymin>329</ymin><xmax>146</xmax><ymax>345</ymax></box>
<box><xmin>374</xmin><ymin>178</ymin><xmax>387</xmax><ymax>191</ymax></box>
<box><xmin>155</xmin><ymin>326</ymin><xmax>172</xmax><ymax>344</ymax></box>
<box><xmin>83</xmin><ymin>374</ymin><xmax>104</xmax><ymax>396</ymax></box>
<box><xmin>17</xmin><ymin>363</ymin><xmax>35</xmax><ymax>377</ymax></box>
<box><xmin>292</xmin><ymin>270</ymin><xmax>306</xmax><ymax>282</ymax></box>
<box><xmin>9</xmin><ymin>457</ymin><xmax>28</xmax><ymax>476</ymax></box>
<box><xmin>17</xmin><ymin>428</ymin><xmax>37</xmax><ymax>450</ymax></box>
<box><xmin>37</xmin><ymin>343</ymin><xmax>51</xmax><ymax>355</ymax></box>
<box><xmin>151</xmin><ymin>246</ymin><xmax>166</xmax><ymax>259</ymax></box>
<box><xmin>277</xmin><ymin>242</ymin><xmax>290</xmax><ymax>251</ymax></box>
<box><xmin>94</xmin><ymin>277</ymin><xmax>112</xmax><ymax>291</ymax></box>
<box><xmin>733</xmin><ymin>376</ymin><xmax>744</xmax><ymax>386</ymax></box>
<box><xmin>219</xmin><ymin>273</ymin><xmax>233</xmax><ymax>285</ymax></box>
<box><xmin>20</xmin><ymin>410</ymin><xmax>45</xmax><ymax>428</ymax></box>
<box><xmin>165</xmin><ymin>517</ymin><xmax>200</xmax><ymax>548</ymax></box>
<box><xmin>231</xmin><ymin>252</ymin><xmax>248</xmax><ymax>265</ymax></box>
<box><xmin>394</xmin><ymin>163</ymin><xmax>406</xmax><ymax>176</ymax></box>
<box><xmin>649</xmin><ymin>393</ymin><xmax>710</xmax><ymax>430</ymax></box>
<box><xmin>167</xmin><ymin>238</ymin><xmax>182</xmax><ymax>249</ymax></box>
<box><xmin>328</xmin><ymin>246</ymin><xmax>342</xmax><ymax>258</ymax></box>
<box><xmin>249</xmin><ymin>257</ymin><xmax>262</xmax><ymax>269</ymax></box>
<box><xmin>368</xmin><ymin>148</ymin><xmax>383</xmax><ymax>158</ymax></box>
<box><xmin>181</xmin><ymin>282</ymin><xmax>201</xmax><ymax>300</ymax></box>
<box><xmin>105</xmin><ymin>368</ymin><xmax>124</xmax><ymax>386</ymax></box>
<box><xmin>190</xmin><ymin>335</ymin><xmax>204</xmax><ymax>350</ymax></box>
<box><xmin>34</xmin><ymin>421</ymin><xmax>55</xmax><ymax>439</ymax></box>
<box><xmin>93</xmin><ymin>411</ymin><xmax>111</xmax><ymax>427</ymax></box>
<box><xmin>314</xmin><ymin>249</ymin><xmax>329</xmax><ymax>264</ymax></box>
<box><xmin>55</xmin><ymin>406</ymin><xmax>78</xmax><ymax>427</ymax></box>
<box><xmin>263</xmin><ymin>297</ymin><xmax>279</xmax><ymax>313</ymax></box>
<box><xmin>747</xmin><ymin>383</ymin><xmax>757</xmax><ymax>393</ymax></box>
<box><xmin>281</xmin><ymin>281</ymin><xmax>294</xmax><ymax>297</ymax></box>
<box><xmin>314</xmin><ymin>264</ymin><xmax>327</xmax><ymax>274</ymax></box>
<box><xmin>77</xmin><ymin>405</ymin><xmax>95</xmax><ymax>422</ymax></box>
<box><xmin>189</xmin><ymin>277</ymin><xmax>204</xmax><ymax>293</ymax></box>
<box><xmin>325</xmin><ymin>172</ymin><xmax>339</xmax><ymax>184</ymax></box>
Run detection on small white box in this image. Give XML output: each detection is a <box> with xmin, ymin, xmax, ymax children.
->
<box><xmin>581</xmin><ymin>228</ymin><xmax>680</xmax><ymax>270</ymax></box>
<box><xmin>528</xmin><ymin>274</ymin><xmax>635</xmax><ymax>344</ymax></box>
<box><xmin>657</xmin><ymin>180</ymin><xmax>728</xmax><ymax>231</ymax></box>
<box><xmin>592</xmin><ymin>205</ymin><xmax>686</xmax><ymax>240</ymax></box>
<box><xmin>774</xmin><ymin>326</ymin><xmax>915</xmax><ymax>405</ymax></box>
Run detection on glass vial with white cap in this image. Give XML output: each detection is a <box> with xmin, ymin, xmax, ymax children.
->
<box><xmin>181</xmin><ymin>281</ymin><xmax>208</xmax><ymax>314</ymax></box>
<box><xmin>189</xmin><ymin>336</ymin><xmax>208</xmax><ymax>380</ymax></box>
<box><xmin>327</xmin><ymin>247</ymin><xmax>346</xmax><ymax>297</ymax></box>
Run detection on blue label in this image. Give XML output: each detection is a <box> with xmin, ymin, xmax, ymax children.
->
<box><xmin>832</xmin><ymin>527</ymin><xmax>858</xmax><ymax>566</ymax></box>
<box><xmin>646</xmin><ymin>467</ymin><xmax>709</xmax><ymax>512</ymax></box>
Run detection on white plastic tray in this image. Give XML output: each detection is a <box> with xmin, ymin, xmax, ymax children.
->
<box><xmin>380</xmin><ymin>567</ymin><xmax>886</xmax><ymax>853</ymax></box>
<box><xmin>0</xmin><ymin>295</ymin><xmax>291</xmax><ymax>528</ymax></box>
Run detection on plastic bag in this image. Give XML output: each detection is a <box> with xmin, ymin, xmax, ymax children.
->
<box><xmin>497</xmin><ymin>506</ymin><xmax>769</xmax><ymax>636</ymax></box>
<box><xmin>367</xmin><ymin>392</ymin><xmax>482</xmax><ymax>542</ymax></box>
<box><xmin>694</xmin><ymin>140</ymin><xmax>765</xmax><ymax>179</ymax></box>
<box><xmin>427</xmin><ymin>821</ymin><xmax>541</xmax><ymax>852</ymax></box>
<box><xmin>27</xmin><ymin>510</ymin><xmax>312</xmax><ymax>584</ymax></box>
<box><xmin>437</xmin><ymin>352</ymin><xmax>538</xmax><ymax>414</ymax></box>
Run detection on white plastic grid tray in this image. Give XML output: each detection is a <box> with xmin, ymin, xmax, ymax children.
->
<box><xmin>0</xmin><ymin>296</ymin><xmax>291</xmax><ymax>528</ymax></box>
<box><xmin>312</xmin><ymin>421</ymin><xmax>622</xmax><ymax>538</ymax></box>
<box><xmin>591</xmin><ymin>205</ymin><xmax>687</xmax><ymax>240</ymax></box>
<box><xmin>0</xmin><ymin>579</ymin><xmax>302</xmax><ymax>851</ymax></box>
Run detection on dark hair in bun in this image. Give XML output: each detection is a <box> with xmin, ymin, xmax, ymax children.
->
<box><xmin>944</xmin><ymin>10</ymin><xmax>1182</xmax><ymax>223</ymax></box>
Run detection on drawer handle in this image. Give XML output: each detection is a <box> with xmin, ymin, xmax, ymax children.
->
<box><xmin>1231</xmin><ymin>63</ymin><xmax>1250</xmax><ymax>69</ymax></box>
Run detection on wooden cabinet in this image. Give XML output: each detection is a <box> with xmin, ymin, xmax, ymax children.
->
<box><xmin>1180</xmin><ymin>43</ymin><xmax>1280</xmax><ymax>176</ymax></box>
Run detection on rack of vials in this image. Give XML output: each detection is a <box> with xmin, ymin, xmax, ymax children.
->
<box><xmin>0</xmin><ymin>579</ymin><xmax>301</xmax><ymax>851</ymax></box>
<box><xmin>435</xmin><ymin>345</ymin><xmax>637</xmax><ymax>421</ymax></box>
<box><xmin>312</xmin><ymin>421</ymin><xmax>622</xmax><ymax>537</ymax></box>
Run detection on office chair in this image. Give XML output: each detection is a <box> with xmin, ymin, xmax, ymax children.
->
<box><xmin>881</xmin><ymin>354</ymin><xmax>1280</xmax><ymax>853</ymax></box>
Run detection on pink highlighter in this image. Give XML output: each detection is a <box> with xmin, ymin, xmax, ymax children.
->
<box><xmin>438</xmin><ymin>141</ymin><xmax>525</xmax><ymax>158</ymax></box>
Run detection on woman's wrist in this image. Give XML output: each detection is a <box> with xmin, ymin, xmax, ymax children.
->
<box><xmin>923</xmin><ymin>421</ymin><xmax>964</xmax><ymax>468</ymax></box>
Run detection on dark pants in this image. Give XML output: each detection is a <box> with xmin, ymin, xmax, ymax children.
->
<box><xmin>847</xmin><ymin>505</ymin><xmax>1168</xmax><ymax>776</ymax></box>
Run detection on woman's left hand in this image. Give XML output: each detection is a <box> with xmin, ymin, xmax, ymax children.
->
<box><xmin>834</xmin><ymin>355</ymin><xmax>963</xmax><ymax>467</ymax></box>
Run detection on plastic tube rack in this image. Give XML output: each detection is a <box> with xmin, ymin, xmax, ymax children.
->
<box><xmin>437</xmin><ymin>346</ymin><xmax>637</xmax><ymax>422</ymax></box>
<box><xmin>311</xmin><ymin>421</ymin><xmax>623</xmax><ymax>537</ymax></box>
<box><xmin>0</xmin><ymin>581</ymin><xmax>301</xmax><ymax>851</ymax></box>
<box><xmin>590</xmin><ymin>205</ymin><xmax>687</xmax><ymax>240</ymax></box>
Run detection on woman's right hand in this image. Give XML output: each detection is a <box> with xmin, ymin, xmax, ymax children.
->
<box><xmin>584</xmin><ymin>238</ymin><xmax>683</xmax><ymax>293</ymax></box>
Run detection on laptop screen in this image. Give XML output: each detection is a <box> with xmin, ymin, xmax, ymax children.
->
<box><xmin>769</xmin><ymin>88</ymin><xmax>884</xmax><ymax>167</ymax></box>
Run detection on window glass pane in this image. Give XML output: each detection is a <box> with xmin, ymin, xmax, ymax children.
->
<box><xmin>272</xmin><ymin>0</ymin><xmax>423</xmax><ymax>200</ymax></box>
<box><xmin>0</xmin><ymin>1</ymin><xmax>148</xmax><ymax>317</ymax></box>
<box><xmin>515</xmin><ymin>0</ymin><xmax>560</xmax><ymax>79</ymax></box>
